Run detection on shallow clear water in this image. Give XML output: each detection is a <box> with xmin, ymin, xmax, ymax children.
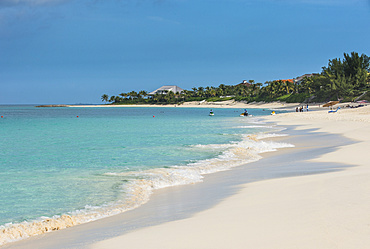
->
<box><xmin>0</xmin><ymin>106</ymin><xmax>291</xmax><ymax>245</ymax></box>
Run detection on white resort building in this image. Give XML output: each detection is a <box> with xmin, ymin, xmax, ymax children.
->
<box><xmin>149</xmin><ymin>85</ymin><xmax>184</xmax><ymax>95</ymax></box>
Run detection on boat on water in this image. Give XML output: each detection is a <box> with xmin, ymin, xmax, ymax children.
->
<box><xmin>209</xmin><ymin>110</ymin><xmax>214</xmax><ymax>116</ymax></box>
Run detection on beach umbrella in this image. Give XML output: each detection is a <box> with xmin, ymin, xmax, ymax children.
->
<box><xmin>322</xmin><ymin>101</ymin><xmax>339</xmax><ymax>107</ymax></box>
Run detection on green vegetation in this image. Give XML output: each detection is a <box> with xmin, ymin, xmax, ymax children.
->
<box><xmin>102</xmin><ymin>52</ymin><xmax>370</xmax><ymax>105</ymax></box>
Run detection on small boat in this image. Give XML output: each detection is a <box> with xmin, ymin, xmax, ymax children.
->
<box><xmin>271</xmin><ymin>111</ymin><xmax>276</xmax><ymax>115</ymax></box>
<box><xmin>209</xmin><ymin>112</ymin><xmax>214</xmax><ymax>116</ymax></box>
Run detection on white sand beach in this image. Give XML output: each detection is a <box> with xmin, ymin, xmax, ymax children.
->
<box><xmin>90</xmin><ymin>105</ymin><xmax>370</xmax><ymax>249</ymax></box>
<box><xmin>69</xmin><ymin>100</ymin><xmax>303</xmax><ymax>110</ymax></box>
<box><xmin>71</xmin><ymin>100</ymin><xmax>361</xmax><ymax>112</ymax></box>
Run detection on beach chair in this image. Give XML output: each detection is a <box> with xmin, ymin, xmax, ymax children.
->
<box><xmin>328</xmin><ymin>107</ymin><xmax>340</xmax><ymax>113</ymax></box>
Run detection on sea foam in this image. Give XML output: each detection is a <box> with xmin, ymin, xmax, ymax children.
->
<box><xmin>0</xmin><ymin>127</ymin><xmax>294</xmax><ymax>247</ymax></box>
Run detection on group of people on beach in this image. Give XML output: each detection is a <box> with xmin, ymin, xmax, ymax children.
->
<box><xmin>296</xmin><ymin>105</ymin><xmax>309</xmax><ymax>112</ymax></box>
<box><xmin>345</xmin><ymin>104</ymin><xmax>367</xmax><ymax>109</ymax></box>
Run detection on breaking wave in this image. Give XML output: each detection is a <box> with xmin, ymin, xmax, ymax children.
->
<box><xmin>0</xmin><ymin>129</ymin><xmax>294</xmax><ymax>246</ymax></box>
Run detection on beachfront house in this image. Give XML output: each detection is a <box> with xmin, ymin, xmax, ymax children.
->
<box><xmin>148</xmin><ymin>85</ymin><xmax>184</xmax><ymax>95</ymax></box>
<box><xmin>239</xmin><ymin>80</ymin><xmax>252</xmax><ymax>87</ymax></box>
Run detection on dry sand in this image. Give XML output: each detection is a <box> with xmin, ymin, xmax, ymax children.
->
<box><xmin>91</xmin><ymin>105</ymin><xmax>370</xmax><ymax>249</ymax></box>
<box><xmin>71</xmin><ymin>100</ymin><xmax>360</xmax><ymax>112</ymax></box>
<box><xmin>70</xmin><ymin>100</ymin><xmax>303</xmax><ymax>110</ymax></box>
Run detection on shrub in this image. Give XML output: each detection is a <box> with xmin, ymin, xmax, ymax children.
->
<box><xmin>207</xmin><ymin>97</ymin><xmax>234</xmax><ymax>102</ymax></box>
<box><xmin>285</xmin><ymin>93</ymin><xmax>310</xmax><ymax>103</ymax></box>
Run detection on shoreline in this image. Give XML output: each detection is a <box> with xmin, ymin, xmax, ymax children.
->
<box><xmin>67</xmin><ymin>100</ymin><xmax>367</xmax><ymax>113</ymax></box>
<box><xmin>4</xmin><ymin>107</ymin><xmax>369</xmax><ymax>248</ymax></box>
<box><xmin>89</xmin><ymin>105</ymin><xmax>370</xmax><ymax>249</ymax></box>
<box><xmin>67</xmin><ymin>101</ymin><xmax>308</xmax><ymax>110</ymax></box>
<box><xmin>0</xmin><ymin>110</ymin><xmax>291</xmax><ymax>247</ymax></box>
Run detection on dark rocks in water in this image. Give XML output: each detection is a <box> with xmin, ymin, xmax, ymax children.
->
<box><xmin>35</xmin><ymin>105</ymin><xmax>70</xmax><ymax>107</ymax></box>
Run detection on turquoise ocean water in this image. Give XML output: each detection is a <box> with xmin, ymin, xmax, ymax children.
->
<box><xmin>0</xmin><ymin>106</ymin><xmax>292</xmax><ymax>245</ymax></box>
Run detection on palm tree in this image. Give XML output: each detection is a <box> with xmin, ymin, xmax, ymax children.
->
<box><xmin>285</xmin><ymin>81</ymin><xmax>295</xmax><ymax>94</ymax></box>
<box><xmin>205</xmin><ymin>86</ymin><xmax>211</xmax><ymax>97</ymax></box>
<box><xmin>153</xmin><ymin>93</ymin><xmax>164</xmax><ymax>103</ymax></box>
<box><xmin>250</xmin><ymin>83</ymin><xmax>262</xmax><ymax>97</ymax></box>
<box><xmin>119</xmin><ymin>93</ymin><xmax>126</xmax><ymax>99</ymax></box>
<box><xmin>218</xmin><ymin>84</ymin><xmax>226</xmax><ymax>95</ymax></box>
<box><xmin>101</xmin><ymin>94</ymin><xmax>109</xmax><ymax>103</ymax></box>
<box><xmin>263</xmin><ymin>81</ymin><xmax>277</xmax><ymax>99</ymax></box>
<box><xmin>165</xmin><ymin>91</ymin><xmax>175</xmax><ymax>103</ymax></box>
<box><xmin>115</xmin><ymin>96</ymin><xmax>122</xmax><ymax>103</ymax></box>
<box><xmin>138</xmin><ymin>90</ymin><xmax>148</xmax><ymax>99</ymax></box>
<box><xmin>210</xmin><ymin>89</ymin><xmax>217</xmax><ymax>97</ymax></box>
<box><xmin>182</xmin><ymin>90</ymin><xmax>191</xmax><ymax>101</ymax></box>
<box><xmin>241</xmin><ymin>87</ymin><xmax>249</xmax><ymax>97</ymax></box>
<box><xmin>191</xmin><ymin>87</ymin><xmax>198</xmax><ymax>97</ymax></box>
<box><xmin>175</xmin><ymin>91</ymin><xmax>181</xmax><ymax>100</ymax></box>
<box><xmin>276</xmin><ymin>80</ymin><xmax>286</xmax><ymax>96</ymax></box>
<box><xmin>128</xmin><ymin>91</ymin><xmax>138</xmax><ymax>100</ymax></box>
<box><xmin>249</xmin><ymin>84</ymin><xmax>256</xmax><ymax>97</ymax></box>
<box><xmin>216</xmin><ymin>87</ymin><xmax>224</xmax><ymax>97</ymax></box>
<box><xmin>197</xmin><ymin>87</ymin><xmax>204</xmax><ymax>97</ymax></box>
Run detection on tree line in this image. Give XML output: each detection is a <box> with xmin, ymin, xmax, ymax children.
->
<box><xmin>101</xmin><ymin>52</ymin><xmax>370</xmax><ymax>105</ymax></box>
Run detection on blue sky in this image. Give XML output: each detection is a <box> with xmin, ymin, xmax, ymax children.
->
<box><xmin>0</xmin><ymin>0</ymin><xmax>369</xmax><ymax>104</ymax></box>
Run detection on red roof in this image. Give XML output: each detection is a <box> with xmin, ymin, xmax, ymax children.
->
<box><xmin>280</xmin><ymin>79</ymin><xmax>294</xmax><ymax>83</ymax></box>
<box><xmin>239</xmin><ymin>82</ymin><xmax>251</xmax><ymax>87</ymax></box>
